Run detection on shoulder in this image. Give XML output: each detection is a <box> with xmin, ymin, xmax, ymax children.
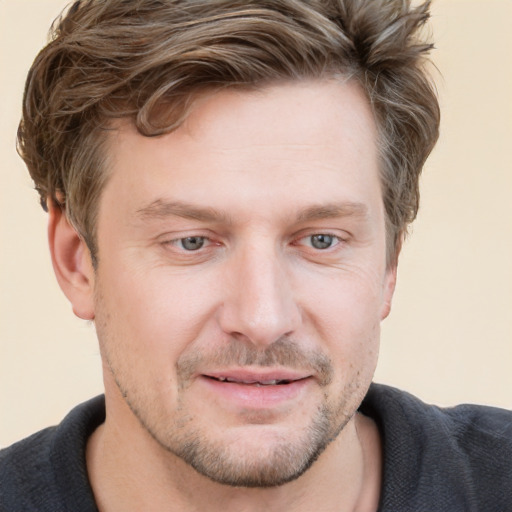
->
<box><xmin>0</xmin><ymin>427</ymin><xmax>59</xmax><ymax>510</ymax></box>
<box><xmin>364</xmin><ymin>382</ymin><xmax>512</xmax><ymax>438</ymax></box>
<box><xmin>438</xmin><ymin>400</ymin><xmax>512</xmax><ymax>482</ymax></box>
<box><xmin>362</xmin><ymin>384</ymin><xmax>512</xmax><ymax>512</ymax></box>
<box><xmin>0</xmin><ymin>396</ymin><xmax>105</xmax><ymax>512</ymax></box>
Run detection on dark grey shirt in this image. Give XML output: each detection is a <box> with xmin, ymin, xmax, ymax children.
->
<box><xmin>2</xmin><ymin>384</ymin><xmax>511</xmax><ymax>511</ymax></box>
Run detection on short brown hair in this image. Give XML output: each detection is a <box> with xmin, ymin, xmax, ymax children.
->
<box><xmin>18</xmin><ymin>0</ymin><xmax>440</xmax><ymax>266</ymax></box>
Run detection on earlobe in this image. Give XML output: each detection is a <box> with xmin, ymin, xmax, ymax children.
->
<box><xmin>48</xmin><ymin>198</ymin><xmax>95</xmax><ymax>320</ymax></box>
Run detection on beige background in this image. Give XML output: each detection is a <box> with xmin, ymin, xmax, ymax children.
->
<box><xmin>1</xmin><ymin>0</ymin><xmax>511</xmax><ymax>447</ymax></box>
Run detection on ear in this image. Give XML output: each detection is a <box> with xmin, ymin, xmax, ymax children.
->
<box><xmin>48</xmin><ymin>199</ymin><xmax>95</xmax><ymax>320</ymax></box>
<box><xmin>380</xmin><ymin>264</ymin><xmax>398</xmax><ymax>321</ymax></box>
<box><xmin>380</xmin><ymin>235</ymin><xmax>402</xmax><ymax>320</ymax></box>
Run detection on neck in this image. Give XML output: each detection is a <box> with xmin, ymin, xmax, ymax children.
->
<box><xmin>86</xmin><ymin>400</ymin><xmax>381</xmax><ymax>512</ymax></box>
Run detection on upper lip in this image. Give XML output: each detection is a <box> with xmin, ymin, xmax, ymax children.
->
<box><xmin>202</xmin><ymin>369</ymin><xmax>312</xmax><ymax>385</ymax></box>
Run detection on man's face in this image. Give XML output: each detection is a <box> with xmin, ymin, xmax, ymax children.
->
<box><xmin>91</xmin><ymin>80</ymin><xmax>395</xmax><ymax>487</ymax></box>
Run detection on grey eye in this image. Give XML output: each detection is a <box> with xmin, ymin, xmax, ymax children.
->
<box><xmin>310</xmin><ymin>234</ymin><xmax>334</xmax><ymax>249</ymax></box>
<box><xmin>180</xmin><ymin>236</ymin><xmax>206</xmax><ymax>251</ymax></box>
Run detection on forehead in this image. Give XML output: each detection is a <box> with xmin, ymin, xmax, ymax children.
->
<box><xmin>103</xmin><ymin>79</ymin><xmax>380</xmax><ymax>224</ymax></box>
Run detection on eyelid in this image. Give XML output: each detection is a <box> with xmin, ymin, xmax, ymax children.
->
<box><xmin>300</xmin><ymin>234</ymin><xmax>341</xmax><ymax>249</ymax></box>
<box><xmin>293</xmin><ymin>229</ymin><xmax>348</xmax><ymax>245</ymax></box>
<box><xmin>164</xmin><ymin>235</ymin><xmax>212</xmax><ymax>249</ymax></box>
<box><xmin>157</xmin><ymin>227</ymin><xmax>214</xmax><ymax>243</ymax></box>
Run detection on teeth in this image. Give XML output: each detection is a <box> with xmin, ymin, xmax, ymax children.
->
<box><xmin>215</xmin><ymin>377</ymin><xmax>283</xmax><ymax>385</ymax></box>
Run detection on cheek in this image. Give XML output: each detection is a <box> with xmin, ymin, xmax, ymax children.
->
<box><xmin>297</xmin><ymin>268</ymin><xmax>382</xmax><ymax>377</ymax></box>
<box><xmin>95</xmin><ymin>263</ymin><xmax>220</xmax><ymax>356</ymax></box>
<box><xmin>300</xmin><ymin>266</ymin><xmax>385</xmax><ymax>334</ymax></box>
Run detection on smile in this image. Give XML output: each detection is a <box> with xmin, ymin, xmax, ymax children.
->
<box><xmin>198</xmin><ymin>371</ymin><xmax>313</xmax><ymax>409</ymax></box>
<box><xmin>207</xmin><ymin>376</ymin><xmax>296</xmax><ymax>386</ymax></box>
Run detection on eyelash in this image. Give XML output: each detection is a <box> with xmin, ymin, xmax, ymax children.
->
<box><xmin>297</xmin><ymin>233</ymin><xmax>343</xmax><ymax>250</ymax></box>
<box><xmin>163</xmin><ymin>233</ymin><xmax>345</xmax><ymax>253</ymax></box>
<box><xmin>165</xmin><ymin>236</ymin><xmax>213</xmax><ymax>252</ymax></box>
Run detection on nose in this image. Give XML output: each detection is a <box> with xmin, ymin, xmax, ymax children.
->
<box><xmin>217</xmin><ymin>243</ymin><xmax>301</xmax><ymax>347</ymax></box>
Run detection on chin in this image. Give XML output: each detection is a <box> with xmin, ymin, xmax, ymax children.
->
<box><xmin>161</xmin><ymin>405</ymin><xmax>348</xmax><ymax>488</ymax></box>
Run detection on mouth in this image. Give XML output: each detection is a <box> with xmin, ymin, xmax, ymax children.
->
<box><xmin>204</xmin><ymin>375</ymin><xmax>302</xmax><ymax>386</ymax></box>
<box><xmin>198</xmin><ymin>369</ymin><xmax>313</xmax><ymax>408</ymax></box>
<box><xmin>202</xmin><ymin>368</ymin><xmax>311</xmax><ymax>385</ymax></box>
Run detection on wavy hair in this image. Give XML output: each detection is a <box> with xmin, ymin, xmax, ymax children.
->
<box><xmin>18</xmin><ymin>0</ymin><xmax>440</xmax><ymax>265</ymax></box>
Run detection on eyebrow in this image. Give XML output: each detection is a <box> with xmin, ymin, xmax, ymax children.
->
<box><xmin>136</xmin><ymin>200</ymin><xmax>234</xmax><ymax>224</ymax></box>
<box><xmin>296</xmin><ymin>202</ymin><xmax>370</xmax><ymax>223</ymax></box>
<box><xmin>136</xmin><ymin>199</ymin><xmax>369</xmax><ymax>224</ymax></box>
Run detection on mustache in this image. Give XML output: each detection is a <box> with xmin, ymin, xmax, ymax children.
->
<box><xmin>176</xmin><ymin>337</ymin><xmax>334</xmax><ymax>387</ymax></box>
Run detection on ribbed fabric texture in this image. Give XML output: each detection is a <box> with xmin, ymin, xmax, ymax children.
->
<box><xmin>0</xmin><ymin>395</ymin><xmax>104</xmax><ymax>512</ymax></box>
<box><xmin>361</xmin><ymin>385</ymin><xmax>512</xmax><ymax>511</ymax></box>
<box><xmin>1</xmin><ymin>385</ymin><xmax>511</xmax><ymax>511</ymax></box>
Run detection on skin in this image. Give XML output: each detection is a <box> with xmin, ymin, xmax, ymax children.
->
<box><xmin>50</xmin><ymin>79</ymin><xmax>397</xmax><ymax>511</ymax></box>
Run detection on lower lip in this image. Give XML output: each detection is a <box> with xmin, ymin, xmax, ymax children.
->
<box><xmin>199</xmin><ymin>376</ymin><xmax>311</xmax><ymax>409</ymax></box>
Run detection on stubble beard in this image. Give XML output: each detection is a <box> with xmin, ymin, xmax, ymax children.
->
<box><xmin>104</xmin><ymin>338</ymin><xmax>363</xmax><ymax>488</ymax></box>
<box><xmin>164</xmin><ymin>398</ymin><xmax>352</xmax><ymax>487</ymax></box>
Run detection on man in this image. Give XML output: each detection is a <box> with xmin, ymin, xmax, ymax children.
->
<box><xmin>1</xmin><ymin>0</ymin><xmax>511</xmax><ymax>511</ymax></box>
